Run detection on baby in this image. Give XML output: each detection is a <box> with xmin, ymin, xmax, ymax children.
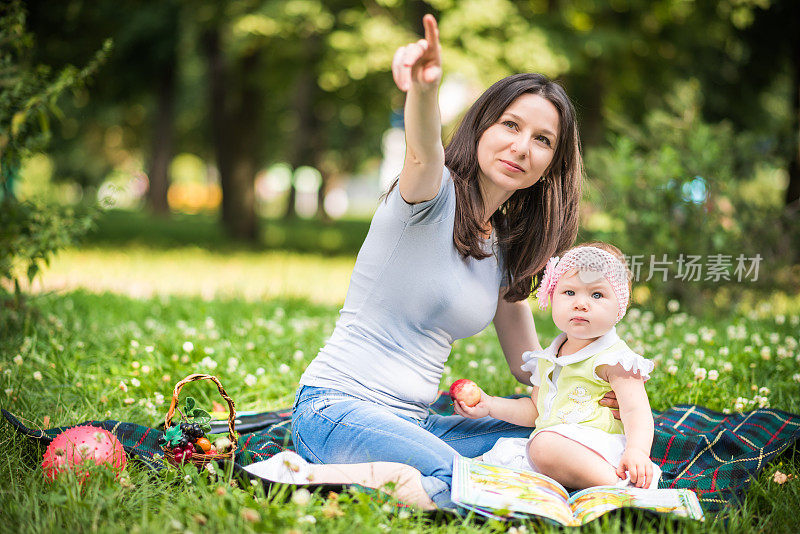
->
<box><xmin>456</xmin><ymin>242</ymin><xmax>660</xmax><ymax>489</ymax></box>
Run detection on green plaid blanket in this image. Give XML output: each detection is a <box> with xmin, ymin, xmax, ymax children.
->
<box><xmin>4</xmin><ymin>395</ymin><xmax>799</xmax><ymax>515</ymax></box>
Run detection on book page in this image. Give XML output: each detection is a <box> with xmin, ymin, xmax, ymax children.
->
<box><xmin>568</xmin><ymin>487</ymin><xmax>705</xmax><ymax>524</ymax></box>
<box><xmin>451</xmin><ymin>457</ymin><xmax>577</xmax><ymax>526</ymax></box>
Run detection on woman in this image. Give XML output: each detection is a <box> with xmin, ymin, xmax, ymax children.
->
<box><xmin>286</xmin><ymin>15</ymin><xmax>609</xmax><ymax>509</ymax></box>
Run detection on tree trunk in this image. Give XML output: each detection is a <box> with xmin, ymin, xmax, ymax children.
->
<box><xmin>203</xmin><ymin>27</ymin><xmax>259</xmax><ymax>240</ymax></box>
<box><xmin>284</xmin><ymin>36</ymin><xmax>322</xmax><ymax>220</ymax></box>
<box><xmin>146</xmin><ymin>57</ymin><xmax>176</xmax><ymax>216</ymax></box>
<box><xmin>784</xmin><ymin>16</ymin><xmax>800</xmax><ymax>211</ymax></box>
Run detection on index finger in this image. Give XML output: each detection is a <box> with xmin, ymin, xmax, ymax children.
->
<box><xmin>423</xmin><ymin>14</ymin><xmax>439</xmax><ymax>48</ymax></box>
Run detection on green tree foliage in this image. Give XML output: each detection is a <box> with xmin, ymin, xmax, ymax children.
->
<box><xmin>584</xmin><ymin>81</ymin><xmax>796</xmax><ymax>310</ymax></box>
<box><xmin>0</xmin><ymin>1</ymin><xmax>107</xmax><ymax>303</ymax></box>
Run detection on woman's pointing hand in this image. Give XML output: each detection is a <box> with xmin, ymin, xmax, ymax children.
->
<box><xmin>392</xmin><ymin>14</ymin><xmax>442</xmax><ymax>92</ymax></box>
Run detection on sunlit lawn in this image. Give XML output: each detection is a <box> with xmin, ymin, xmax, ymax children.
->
<box><xmin>1</xmin><ymin>211</ymin><xmax>799</xmax><ymax>532</ymax></box>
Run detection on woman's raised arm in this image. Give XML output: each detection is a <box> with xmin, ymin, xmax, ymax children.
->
<box><xmin>392</xmin><ymin>14</ymin><xmax>445</xmax><ymax>204</ymax></box>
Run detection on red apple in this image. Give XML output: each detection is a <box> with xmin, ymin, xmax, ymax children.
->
<box><xmin>449</xmin><ymin>379</ymin><xmax>481</xmax><ymax>407</ymax></box>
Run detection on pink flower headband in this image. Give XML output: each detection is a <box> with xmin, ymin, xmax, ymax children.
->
<box><xmin>536</xmin><ymin>246</ymin><xmax>630</xmax><ymax>324</ymax></box>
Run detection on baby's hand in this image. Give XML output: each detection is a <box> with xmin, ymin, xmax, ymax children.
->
<box><xmin>453</xmin><ymin>388</ymin><xmax>492</xmax><ymax>419</ymax></box>
<box><xmin>617</xmin><ymin>447</ymin><xmax>653</xmax><ymax>488</ymax></box>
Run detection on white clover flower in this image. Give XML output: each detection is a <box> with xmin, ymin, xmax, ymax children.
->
<box><xmin>124</xmin><ymin>397</ymin><xmax>135</xmax><ymax>405</ymax></box>
<box><xmin>181</xmin><ymin>355</ymin><xmax>190</xmax><ymax>363</ymax></box>
<box><xmin>227</xmin><ymin>357</ymin><xmax>238</xmax><ymax>369</ymax></box>
<box><xmin>654</xmin><ymin>323</ymin><xmax>665</xmax><ymax>337</ymax></box>
<box><xmin>723</xmin><ymin>362</ymin><xmax>733</xmax><ymax>372</ymax></box>
<box><xmin>182</xmin><ymin>341</ymin><xmax>194</xmax><ymax>352</ymax></box>
<box><xmin>33</xmin><ymin>371</ymin><xmax>43</xmax><ymax>381</ymax></box>
<box><xmin>667</xmin><ymin>365</ymin><xmax>678</xmax><ymax>375</ymax></box>
<box><xmin>694</xmin><ymin>368</ymin><xmax>707</xmax><ymax>380</ymax></box>
<box><xmin>487</xmin><ymin>365</ymin><xmax>497</xmax><ymax>375</ymax></box>
<box><xmin>792</xmin><ymin>373</ymin><xmax>800</xmax><ymax>383</ymax></box>
<box><xmin>769</xmin><ymin>333</ymin><xmax>780</xmax><ymax>344</ymax></box>
<box><xmin>204</xmin><ymin>347</ymin><xmax>215</xmax><ymax>355</ymax></box>
<box><xmin>708</xmin><ymin>370</ymin><xmax>719</xmax><ymax>381</ymax></box>
<box><xmin>145</xmin><ymin>346</ymin><xmax>154</xmax><ymax>354</ymax></box>
<box><xmin>130</xmin><ymin>377</ymin><xmax>141</xmax><ymax>387</ymax></box>
<box><xmin>130</xmin><ymin>340</ymin><xmax>139</xmax><ymax>348</ymax></box>
<box><xmin>744</xmin><ymin>345</ymin><xmax>753</xmax><ymax>353</ymax></box>
<box><xmin>293</xmin><ymin>350</ymin><xmax>304</xmax><ymax>361</ymax></box>
<box><xmin>292</xmin><ymin>488</ymin><xmax>312</xmax><ymax>506</ymax></box>
<box><xmin>719</xmin><ymin>347</ymin><xmax>730</xmax><ymax>357</ymax></box>
<box><xmin>791</xmin><ymin>315</ymin><xmax>800</xmax><ymax>326</ymax></box>
<box><xmin>786</xmin><ymin>337</ymin><xmax>797</xmax><ymax>349</ymax></box>
<box><xmin>141</xmin><ymin>365</ymin><xmax>151</xmax><ymax>374</ymax></box>
<box><xmin>723</xmin><ymin>408</ymin><xmax>731</xmax><ymax>414</ymax></box>
<box><xmin>700</xmin><ymin>328</ymin><xmax>715</xmax><ymax>343</ymax></box>
<box><xmin>776</xmin><ymin>314</ymin><xmax>786</xmax><ymax>325</ymax></box>
<box><xmin>398</xmin><ymin>510</ymin><xmax>411</xmax><ymax>520</ymax></box>
<box><xmin>526</xmin><ymin>386</ymin><xmax>534</xmax><ymax>394</ymax></box>
<box><xmin>154</xmin><ymin>392</ymin><xmax>165</xmax><ymax>406</ymax></box>
<box><xmin>760</xmin><ymin>347</ymin><xmax>771</xmax><ymax>360</ymax></box>
<box><xmin>759</xmin><ymin>386</ymin><xmax>770</xmax><ymax>395</ymax></box>
<box><xmin>244</xmin><ymin>374</ymin><xmax>257</xmax><ymax>387</ymax></box>
<box><xmin>684</xmin><ymin>333</ymin><xmax>698</xmax><ymax>345</ymax></box>
<box><xmin>131</xmin><ymin>361</ymin><xmax>141</xmax><ymax>369</ymax></box>
<box><xmin>5</xmin><ymin>388</ymin><xmax>13</xmax><ymax>396</ymax></box>
<box><xmin>119</xmin><ymin>381</ymin><xmax>128</xmax><ymax>392</ymax></box>
<box><xmin>200</xmin><ymin>356</ymin><xmax>218</xmax><ymax>370</ymax></box>
<box><xmin>466</xmin><ymin>344</ymin><xmax>477</xmax><ymax>355</ymax></box>
<box><xmin>667</xmin><ymin>300</ymin><xmax>680</xmax><ymax>313</ymax></box>
<box><xmin>245</xmin><ymin>342</ymin><xmax>256</xmax><ymax>351</ymax></box>
<box><xmin>468</xmin><ymin>360</ymin><xmax>478</xmax><ymax>369</ymax></box>
<box><xmin>279</xmin><ymin>363</ymin><xmax>291</xmax><ymax>374</ymax></box>
<box><xmin>694</xmin><ymin>348</ymin><xmax>705</xmax><ymax>358</ymax></box>
<box><xmin>256</xmin><ymin>367</ymin><xmax>265</xmax><ymax>376</ymax></box>
<box><xmin>13</xmin><ymin>355</ymin><xmax>23</xmax><ymax>365</ymax></box>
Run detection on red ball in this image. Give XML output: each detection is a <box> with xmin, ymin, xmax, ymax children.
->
<box><xmin>41</xmin><ymin>425</ymin><xmax>126</xmax><ymax>482</ymax></box>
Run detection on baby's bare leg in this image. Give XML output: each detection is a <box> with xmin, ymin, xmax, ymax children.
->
<box><xmin>309</xmin><ymin>462</ymin><xmax>436</xmax><ymax>510</ymax></box>
<box><xmin>528</xmin><ymin>431</ymin><xmax>619</xmax><ymax>489</ymax></box>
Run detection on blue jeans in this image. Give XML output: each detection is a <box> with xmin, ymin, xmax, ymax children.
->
<box><xmin>291</xmin><ymin>385</ymin><xmax>534</xmax><ymax>509</ymax></box>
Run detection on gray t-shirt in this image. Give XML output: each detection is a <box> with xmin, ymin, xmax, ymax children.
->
<box><xmin>299</xmin><ymin>167</ymin><xmax>504</xmax><ymax>419</ymax></box>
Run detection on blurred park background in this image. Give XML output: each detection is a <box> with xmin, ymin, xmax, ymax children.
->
<box><xmin>1</xmin><ymin>0</ymin><xmax>799</xmax><ymax>313</ymax></box>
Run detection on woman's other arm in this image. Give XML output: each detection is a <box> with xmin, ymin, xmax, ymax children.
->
<box><xmin>392</xmin><ymin>14</ymin><xmax>445</xmax><ymax>203</ymax></box>
<box><xmin>493</xmin><ymin>297</ymin><xmax>542</xmax><ymax>384</ymax></box>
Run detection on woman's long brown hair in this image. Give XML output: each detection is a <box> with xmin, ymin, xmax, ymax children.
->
<box><xmin>445</xmin><ymin>73</ymin><xmax>583</xmax><ymax>302</ymax></box>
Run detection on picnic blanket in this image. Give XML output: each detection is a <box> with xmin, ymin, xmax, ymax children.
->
<box><xmin>4</xmin><ymin>394</ymin><xmax>799</xmax><ymax>516</ymax></box>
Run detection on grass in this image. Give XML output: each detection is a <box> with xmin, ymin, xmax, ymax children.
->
<box><xmin>1</xmin><ymin>210</ymin><xmax>800</xmax><ymax>532</ymax></box>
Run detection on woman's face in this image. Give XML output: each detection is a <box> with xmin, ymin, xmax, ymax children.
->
<box><xmin>476</xmin><ymin>93</ymin><xmax>560</xmax><ymax>195</ymax></box>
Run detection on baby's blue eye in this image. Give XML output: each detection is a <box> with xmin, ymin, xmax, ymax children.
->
<box><xmin>565</xmin><ymin>290</ymin><xmax>575</xmax><ymax>296</ymax></box>
<box><xmin>592</xmin><ymin>292</ymin><xmax>603</xmax><ymax>299</ymax></box>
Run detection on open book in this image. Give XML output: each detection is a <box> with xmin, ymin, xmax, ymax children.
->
<box><xmin>451</xmin><ymin>456</ymin><xmax>704</xmax><ymax>525</ymax></box>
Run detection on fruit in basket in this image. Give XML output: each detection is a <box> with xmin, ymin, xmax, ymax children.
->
<box><xmin>195</xmin><ymin>437</ymin><xmax>212</xmax><ymax>453</ymax></box>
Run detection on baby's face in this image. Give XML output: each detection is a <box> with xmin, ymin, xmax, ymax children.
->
<box><xmin>551</xmin><ymin>270</ymin><xmax>619</xmax><ymax>341</ymax></box>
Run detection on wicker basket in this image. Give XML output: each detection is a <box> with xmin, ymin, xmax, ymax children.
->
<box><xmin>160</xmin><ymin>373</ymin><xmax>237</xmax><ymax>466</ymax></box>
